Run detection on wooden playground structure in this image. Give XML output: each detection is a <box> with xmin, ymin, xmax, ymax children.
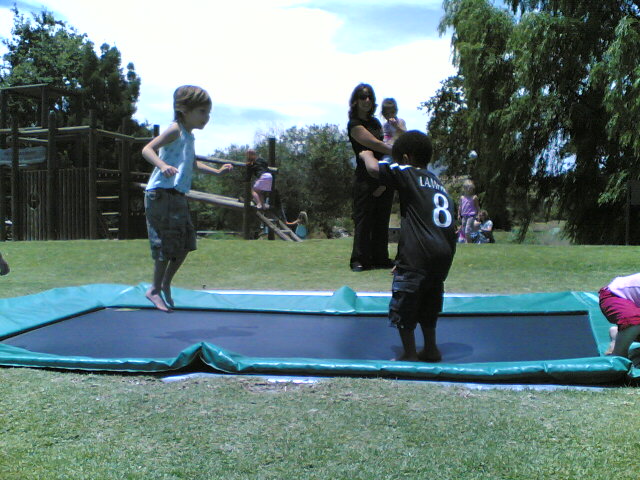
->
<box><xmin>0</xmin><ymin>84</ymin><xmax>301</xmax><ymax>243</ymax></box>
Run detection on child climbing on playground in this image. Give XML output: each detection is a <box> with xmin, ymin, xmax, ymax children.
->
<box><xmin>245</xmin><ymin>149</ymin><xmax>272</xmax><ymax>210</ymax></box>
<box><xmin>360</xmin><ymin>130</ymin><xmax>457</xmax><ymax>362</ymax></box>
<box><xmin>142</xmin><ymin>85</ymin><xmax>233</xmax><ymax>312</ymax></box>
<box><xmin>381</xmin><ymin>98</ymin><xmax>407</xmax><ymax>147</ymax></box>
<box><xmin>286</xmin><ymin>211</ymin><xmax>308</xmax><ymax>239</ymax></box>
<box><xmin>458</xmin><ymin>178</ymin><xmax>479</xmax><ymax>243</ymax></box>
<box><xmin>599</xmin><ymin>273</ymin><xmax>640</xmax><ymax>358</ymax></box>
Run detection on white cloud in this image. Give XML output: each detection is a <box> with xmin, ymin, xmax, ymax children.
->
<box><xmin>4</xmin><ymin>0</ymin><xmax>455</xmax><ymax>154</ymax></box>
<box><xmin>0</xmin><ymin>8</ymin><xmax>12</xmax><ymax>29</ymax></box>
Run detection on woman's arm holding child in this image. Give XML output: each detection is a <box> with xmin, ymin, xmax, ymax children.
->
<box><xmin>359</xmin><ymin>150</ymin><xmax>380</xmax><ymax>178</ymax></box>
<box><xmin>351</xmin><ymin>126</ymin><xmax>392</xmax><ymax>156</ymax></box>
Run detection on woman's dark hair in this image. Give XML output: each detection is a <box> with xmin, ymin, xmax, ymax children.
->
<box><xmin>348</xmin><ymin>83</ymin><xmax>377</xmax><ymax>119</ymax></box>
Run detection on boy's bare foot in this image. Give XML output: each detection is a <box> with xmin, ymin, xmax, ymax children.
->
<box><xmin>605</xmin><ymin>326</ymin><xmax>618</xmax><ymax>355</ymax></box>
<box><xmin>146</xmin><ymin>288</ymin><xmax>171</xmax><ymax>312</ymax></box>
<box><xmin>418</xmin><ymin>347</ymin><xmax>442</xmax><ymax>363</ymax></box>
<box><xmin>161</xmin><ymin>286</ymin><xmax>174</xmax><ymax>308</ymax></box>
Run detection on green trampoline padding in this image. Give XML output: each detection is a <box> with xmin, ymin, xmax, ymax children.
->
<box><xmin>0</xmin><ymin>284</ymin><xmax>637</xmax><ymax>384</ymax></box>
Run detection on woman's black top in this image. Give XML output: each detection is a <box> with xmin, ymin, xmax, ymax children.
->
<box><xmin>348</xmin><ymin>116</ymin><xmax>384</xmax><ymax>181</ymax></box>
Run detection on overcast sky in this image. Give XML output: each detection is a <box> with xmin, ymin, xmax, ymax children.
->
<box><xmin>0</xmin><ymin>0</ymin><xmax>456</xmax><ymax>155</ymax></box>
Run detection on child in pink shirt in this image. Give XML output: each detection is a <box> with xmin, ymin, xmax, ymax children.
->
<box><xmin>599</xmin><ymin>273</ymin><xmax>640</xmax><ymax>358</ymax></box>
<box><xmin>458</xmin><ymin>179</ymin><xmax>479</xmax><ymax>243</ymax></box>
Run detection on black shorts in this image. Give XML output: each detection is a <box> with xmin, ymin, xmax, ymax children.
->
<box><xmin>389</xmin><ymin>268</ymin><xmax>444</xmax><ymax>330</ymax></box>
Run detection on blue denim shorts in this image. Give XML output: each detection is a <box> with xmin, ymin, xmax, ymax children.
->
<box><xmin>144</xmin><ymin>188</ymin><xmax>196</xmax><ymax>261</ymax></box>
<box><xmin>389</xmin><ymin>268</ymin><xmax>444</xmax><ymax>330</ymax></box>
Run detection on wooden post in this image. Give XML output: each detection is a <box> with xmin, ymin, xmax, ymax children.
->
<box><xmin>119</xmin><ymin>118</ymin><xmax>130</xmax><ymax>239</ymax></box>
<box><xmin>41</xmin><ymin>86</ymin><xmax>49</xmax><ymax>128</ymax></box>
<box><xmin>626</xmin><ymin>181</ymin><xmax>631</xmax><ymax>246</ymax></box>
<box><xmin>74</xmin><ymin>134</ymin><xmax>83</xmax><ymax>168</ymax></box>
<box><xmin>46</xmin><ymin>112</ymin><xmax>57</xmax><ymax>240</ymax></box>
<box><xmin>626</xmin><ymin>180</ymin><xmax>640</xmax><ymax>245</ymax></box>
<box><xmin>242</xmin><ymin>167</ymin><xmax>252</xmax><ymax>240</ymax></box>
<box><xmin>10</xmin><ymin>119</ymin><xmax>20</xmax><ymax>241</ymax></box>
<box><xmin>0</xmin><ymin>98</ymin><xmax>6</xmax><ymax>240</ymax></box>
<box><xmin>0</xmin><ymin>166</ymin><xmax>5</xmax><ymax>241</ymax></box>
<box><xmin>267</xmin><ymin>137</ymin><xmax>276</xmax><ymax>241</ymax></box>
<box><xmin>0</xmin><ymin>91</ymin><xmax>7</xmax><ymax>148</ymax></box>
<box><xmin>88</xmin><ymin>110</ymin><xmax>98</xmax><ymax>239</ymax></box>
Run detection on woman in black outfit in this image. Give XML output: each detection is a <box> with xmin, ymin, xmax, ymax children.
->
<box><xmin>347</xmin><ymin>83</ymin><xmax>393</xmax><ymax>272</ymax></box>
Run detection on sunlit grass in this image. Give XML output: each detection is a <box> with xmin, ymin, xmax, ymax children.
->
<box><xmin>0</xmin><ymin>236</ymin><xmax>635</xmax><ymax>298</ymax></box>
<box><xmin>0</xmin><ymin>369</ymin><xmax>638</xmax><ymax>480</ymax></box>
<box><xmin>1</xmin><ymin>237</ymin><xmax>639</xmax><ymax>479</ymax></box>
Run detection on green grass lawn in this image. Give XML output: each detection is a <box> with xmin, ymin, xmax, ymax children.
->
<box><xmin>1</xmin><ymin>237</ymin><xmax>639</xmax><ymax>479</ymax></box>
<box><xmin>0</xmin><ymin>236</ymin><xmax>637</xmax><ymax>297</ymax></box>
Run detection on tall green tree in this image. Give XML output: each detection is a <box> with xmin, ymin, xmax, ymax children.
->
<box><xmin>1</xmin><ymin>7</ymin><xmax>142</xmax><ymax>132</ymax></box>
<box><xmin>421</xmin><ymin>75</ymin><xmax>473</xmax><ymax>176</ymax></box>
<box><xmin>504</xmin><ymin>0</ymin><xmax>633</xmax><ymax>244</ymax></box>
<box><xmin>274</xmin><ymin>124</ymin><xmax>354</xmax><ymax>237</ymax></box>
<box><xmin>434</xmin><ymin>0</ymin><xmax>640</xmax><ymax>243</ymax></box>
<box><xmin>437</xmin><ymin>0</ymin><xmax>516</xmax><ymax>230</ymax></box>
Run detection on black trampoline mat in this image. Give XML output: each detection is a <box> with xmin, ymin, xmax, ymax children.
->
<box><xmin>1</xmin><ymin>308</ymin><xmax>599</xmax><ymax>363</ymax></box>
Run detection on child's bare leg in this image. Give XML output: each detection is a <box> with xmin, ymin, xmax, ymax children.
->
<box><xmin>605</xmin><ymin>326</ymin><xmax>618</xmax><ymax>355</ymax></box>
<box><xmin>146</xmin><ymin>259</ymin><xmax>171</xmax><ymax>312</ymax></box>
<box><xmin>611</xmin><ymin>325</ymin><xmax>640</xmax><ymax>358</ymax></box>
<box><xmin>464</xmin><ymin>218</ymin><xmax>472</xmax><ymax>243</ymax></box>
<box><xmin>252</xmin><ymin>189</ymin><xmax>263</xmax><ymax>209</ymax></box>
<box><xmin>417</xmin><ymin>323</ymin><xmax>442</xmax><ymax>362</ymax></box>
<box><xmin>161</xmin><ymin>252</ymin><xmax>187</xmax><ymax>308</ymax></box>
<box><xmin>394</xmin><ymin>328</ymin><xmax>419</xmax><ymax>361</ymax></box>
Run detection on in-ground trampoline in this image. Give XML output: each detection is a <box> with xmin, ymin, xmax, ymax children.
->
<box><xmin>0</xmin><ymin>284</ymin><xmax>637</xmax><ymax>384</ymax></box>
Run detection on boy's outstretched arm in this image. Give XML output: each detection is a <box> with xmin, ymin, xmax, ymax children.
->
<box><xmin>359</xmin><ymin>150</ymin><xmax>380</xmax><ymax>178</ymax></box>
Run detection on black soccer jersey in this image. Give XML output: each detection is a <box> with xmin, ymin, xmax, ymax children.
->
<box><xmin>378</xmin><ymin>160</ymin><xmax>457</xmax><ymax>279</ymax></box>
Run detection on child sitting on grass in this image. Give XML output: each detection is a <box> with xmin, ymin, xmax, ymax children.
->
<box><xmin>470</xmin><ymin>209</ymin><xmax>494</xmax><ymax>244</ymax></box>
<box><xmin>360</xmin><ymin>130</ymin><xmax>457</xmax><ymax>361</ymax></box>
